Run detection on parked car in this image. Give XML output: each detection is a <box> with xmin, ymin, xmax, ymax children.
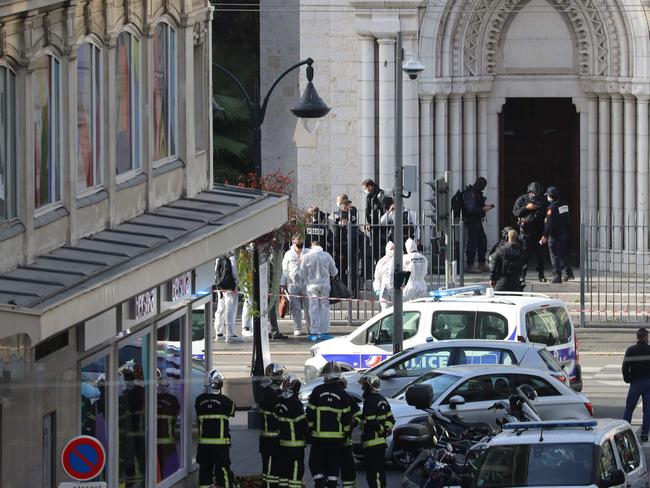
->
<box><xmin>299</xmin><ymin>339</ymin><xmax>569</xmax><ymax>402</ymax></box>
<box><xmin>352</xmin><ymin>364</ymin><xmax>592</xmax><ymax>465</ymax></box>
<box><xmin>304</xmin><ymin>286</ymin><xmax>582</xmax><ymax>390</ymax></box>
<box><xmin>475</xmin><ymin>419</ymin><xmax>648</xmax><ymax>487</ymax></box>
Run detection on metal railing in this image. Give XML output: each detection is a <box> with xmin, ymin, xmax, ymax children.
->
<box><xmin>580</xmin><ymin>213</ymin><xmax>650</xmax><ymax>327</ymax></box>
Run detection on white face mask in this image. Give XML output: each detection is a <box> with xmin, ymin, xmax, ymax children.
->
<box><xmin>547</xmin><ymin>196</ymin><xmax>553</xmax><ymax>202</ymax></box>
<box><xmin>363</xmin><ymin>189</ymin><xmax>370</xmax><ymax>194</ymax></box>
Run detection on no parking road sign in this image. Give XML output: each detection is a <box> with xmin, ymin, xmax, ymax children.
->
<box><xmin>61</xmin><ymin>435</ymin><xmax>106</xmax><ymax>482</ymax></box>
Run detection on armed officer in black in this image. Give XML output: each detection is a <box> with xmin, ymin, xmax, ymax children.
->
<box><xmin>274</xmin><ymin>373</ymin><xmax>307</xmax><ymax>488</ymax></box>
<box><xmin>489</xmin><ymin>229</ymin><xmax>525</xmax><ymax>291</ymax></box>
<box><xmin>359</xmin><ymin>374</ymin><xmax>395</xmax><ymax>488</ymax></box>
<box><xmin>195</xmin><ymin>369</ymin><xmax>235</xmax><ymax>488</ymax></box>
<box><xmin>540</xmin><ymin>186</ymin><xmax>574</xmax><ymax>284</ymax></box>
<box><xmin>512</xmin><ymin>181</ymin><xmax>548</xmax><ymax>283</ymax></box>
<box><xmin>306</xmin><ymin>361</ymin><xmax>353</xmax><ymax>488</ymax></box>
<box><xmin>259</xmin><ymin>362</ymin><xmax>286</xmax><ymax>488</ymax></box>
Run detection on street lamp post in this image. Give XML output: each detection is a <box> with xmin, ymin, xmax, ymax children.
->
<box><xmin>212</xmin><ymin>58</ymin><xmax>329</xmax><ymax>424</ymax></box>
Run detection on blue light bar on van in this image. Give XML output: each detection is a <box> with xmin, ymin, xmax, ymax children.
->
<box><xmin>502</xmin><ymin>420</ymin><xmax>598</xmax><ymax>430</ymax></box>
<box><xmin>430</xmin><ymin>284</ymin><xmax>488</xmax><ymax>300</ymax></box>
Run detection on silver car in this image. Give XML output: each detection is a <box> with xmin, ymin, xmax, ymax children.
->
<box><xmin>299</xmin><ymin>339</ymin><xmax>569</xmax><ymax>402</ymax></box>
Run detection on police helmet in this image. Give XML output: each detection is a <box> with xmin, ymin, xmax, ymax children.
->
<box><xmin>265</xmin><ymin>362</ymin><xmax>287</xmax><ymax>380</ymax></box>
<box><xmin>321</xmin><ymin>361</ymin><xmax>342</xmax><ymax>382</ymax></box>
<box><xmin>527</xmin><ymin>182</ymin><xmax>543</xmax><ymax>196</ymax></box>
<box><xmin>545</xmin><ymin>186</ymin><xmax>560</xmax><ymax>199</ymax></box>
<box><xmin>281</xmin><ymin>373</ymin><xmax>302</xmax><ymax>398</ymax></box>
<box><xmin>207</xmin><ymin>368</ymin><xmax>225</xmax><ymax>393</ymax></box>
<box><xmin>359</xmin><ymin>374</ymin><xmax>381</xmax><ymax>393</ymax></box>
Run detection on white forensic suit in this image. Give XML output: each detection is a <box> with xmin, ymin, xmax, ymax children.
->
<box><xmin>403</xmin><ymin>237</ymin><xmax>429</xmax><ymax>301</ymax></box>
<box><xmin>300</xmin><ymin>244</ymin><xmax>338</xmax><ymax>335</ymax></box>
<box><xmin>213</xmin><ymin>254</ymin><xmax>241</xmax><ymax>341</ymax></box>
<box><xmin>373</xmin><ymin>242</ymin><xmax>395</xmax><ymax>311</ymax></box>
<box><xmin>281</xmin><ymin>246</ymin><xmax>311</xmax><ymax>334</ymax></box>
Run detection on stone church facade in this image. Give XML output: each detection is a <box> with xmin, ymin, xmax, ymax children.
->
<box><xmin>296</xmin><ymin>0</ymin><xmax>650</xmax><ymax>248</ymax></box>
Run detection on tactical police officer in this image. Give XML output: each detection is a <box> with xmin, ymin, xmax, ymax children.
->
<box><xmin>540</xmin><ymin>186</ymin><xmax>574</xmax><ymax>284</ymax></box>
<box><xmin>359</xmin><ymin>374</ymin><xmax>395</xmax><ymax>488</ymax></box>
<box><xmin>305</xmin><ymin>207</ymin><xmax>333</xmax><ymax>252</ymax></box>
<box><xmin>306</xmin><ymin>361</ymin><xmax>354</xmax><ymax>488</ymax></box>
<box><xmin>259</xmin><ymin>363</ymin><xmax>286</xmax><ymax>487</ymax></box>
<box><xmin>274</xmin><ymin>373</ymin><xmax>307</xmax><ymax>488</ymax></box>
<box><xmin>362</xmin><ymin>179</ymin><xmax>388</xmax><ymax>264</ymax></box>
<box><xmin>512</xmin><ymin>182</ymin><xmax>548</xmax><ymax>283</ymax></box>
<box><xmin>195</xmin><ymin>369</ymin><xmax>235</xmax><ymax>488</ymax></box>
<box><xmin>463</xmin><ymin>177</ymin><xmax>495</xmax><ymax>272</ymax></box>
<box><xmin>489</xmin><ymin>229</ymin><xmax>525</xmax><ymax>291</ymax></box>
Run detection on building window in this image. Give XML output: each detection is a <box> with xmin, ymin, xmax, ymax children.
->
<box><xmin>0</xmin><ymin>66</ymin><xmax>16</xmax><ymax>221</ymax></box>
<box><xmin>153</xmin><ymin>23</ymin><xmax>177</xmax><ymax>162</ymax></box>
<box><xmin>33</xmin><ymin>55</ymin><xmax>61</xmax><ymax>208</ymax></box>
<box><xmin>193</xmin><ymin>43</ymin><xmax>205</xmax><ymax>153</ymax></box>
<box><xmin>116</xmin><ymin>32</ymin><xmax>141</xmax><ymax>175</ymax></box>
<box><xmin>77</xmin><ymin>44</ymin><xmax>102</xmax><ymax>192</ymax></box>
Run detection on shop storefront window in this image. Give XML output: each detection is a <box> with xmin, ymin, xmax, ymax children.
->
<box><xmin>190</xmin><ymin>308</ymin><xmax>208</xmax><ymax>461</ymax></box>
<box><xmin>156</xmin><ymin>317</ymin><xmax>183</xmax><ymax>481</ymax></box>
<box><xmin>118</xmin><ymin>333</ymin><xmax>150</xmax><ymax>488</ymax></box>
<box><xmin>81</xmin><ymin>356</ymin><xmax>108</xmax><ymax>481</ymax></box>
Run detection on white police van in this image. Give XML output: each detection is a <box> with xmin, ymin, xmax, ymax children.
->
<box><xmin>304</xmin><ymin>285</ymin><xmax>582</xmax><ymax>390</ymax></box>
<box><xmin>475</xmin><ymin>420</ymin><xmax>648</xmax><ymax>488</ymax></box>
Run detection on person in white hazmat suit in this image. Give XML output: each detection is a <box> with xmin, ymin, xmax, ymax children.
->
<box><xmin>402</xmin><ymin>238</ymin><xmax>429</xmax><ymax>301</ymax></box>
<box><xmin>281</xmin><ymin>235</ymin><xmax>311</xmax><ymax>336</ymax></box>
<box><xmin>373</xmin><ymin>241</ymin><xmax>395</xmax><ymax>311</ymax></box>
<box><xmin>300</xmin><ymin>240</ymin><xmax>338</xmax><ymax>341</ymax></box>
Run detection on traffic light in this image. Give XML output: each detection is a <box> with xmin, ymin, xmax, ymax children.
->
<box><xmin>425</xmin><ymin>176</ymin><xmax>449</xmax><ymax>227</ymax></box>
<box><xmin>394</xmin><ymin>270</ymin><xmax>411</xmax><ymax>290</ymax></box>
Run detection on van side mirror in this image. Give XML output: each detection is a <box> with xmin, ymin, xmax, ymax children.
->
<box><xmin>405</xmin><ymin>384</ymin><xmax>433</xmax><ymax>410</ymax></box>
<box><xmin>599</xmin><ymin>469</ymin><xmax>625</xmax><ymax>488</ymax></box>
<box><xmin>448</xmin><ymin>395</ymin><xmax>466</xmax><ymax>409</ymax></box>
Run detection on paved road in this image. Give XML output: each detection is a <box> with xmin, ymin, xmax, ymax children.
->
<box><xmin>216</xmin><ymin>326</ymin><xmax>649</xmax><ymax>486</ymax></box>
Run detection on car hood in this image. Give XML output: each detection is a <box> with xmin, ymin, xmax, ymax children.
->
<box><xmin>387</xmin><ymin>398</ymin><xmax>421</xmax><ymax>420</ymax></box>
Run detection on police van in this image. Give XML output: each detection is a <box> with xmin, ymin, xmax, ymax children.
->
<box><xmin>304</xmin><ymin>285</ymin><xmax>582</xmax><ymax>391</ymax></box>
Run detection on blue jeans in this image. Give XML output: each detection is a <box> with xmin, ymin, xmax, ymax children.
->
<box><xmin>623</xmin><ymin>378</ymin><xmax>650</xmax><ymax>436</ymax></box>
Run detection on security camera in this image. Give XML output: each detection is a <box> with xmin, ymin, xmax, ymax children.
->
<box><xmin>402</xmin><ymin>54</ymin><xmax>425</xmax><ymax>80</ymax></box>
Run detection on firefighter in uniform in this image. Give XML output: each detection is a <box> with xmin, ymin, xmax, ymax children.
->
<box><xmin>359</xmin><ymin>374</ymin><xmax>395</xmax><ymax>488</ymax></box>
<box><xmin>339</xmin><ymin>375</ymin><xmax>361</xmax><ymax>488</ymax></box>
<box><xmin>156</xmin><ymin>370</ymin><xmax>181</xmax><ymax>479</ymax></box>
<box><xmin>540</xmin><ymin>186</ymin><xmax>574</xmax><ymax>284</ymax></box>
<box><xmin>306</xmin><ymin>361</ymin><xmax>353</xmax><ymax>487</ymax></box>
<box><xmin>195</xmin><ymin>369</ymin><xmax>235</xmax><ymax>488</ymax></box>
<box><xmin>260</xmin><ymin>363</ymin><xmax>286</xmax><ymax>487</ymax></box>
<box><xmin>274</xmin><ymin>373</ymin><xmax>307</xmax><ymax>488</ymax></box>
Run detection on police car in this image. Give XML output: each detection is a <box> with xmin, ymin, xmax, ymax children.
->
<box><xmin>474</xmin><ymin>419</ymin><xmax>649</xmax><ymax>488</ymax></box>
<box><xmin>304</xmin><ymin>285</ymin><xmax>582</xmax><ymax>391</ymax></box>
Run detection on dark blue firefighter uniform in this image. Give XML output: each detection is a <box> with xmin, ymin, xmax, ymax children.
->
<box><xmin>543</xmin><ymin>200</ymin><xmax>572</xmax><ymax>278</ymax></box>
<box><xmin>463</xmin><ymin>185</ymin><xmax>488</xmax><ymax>267</ymax></box>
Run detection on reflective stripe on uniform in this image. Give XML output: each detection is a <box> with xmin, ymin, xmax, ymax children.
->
<box><xmin>279</xmin><ymin>439</ymin><xmax>305</xmax><ymax>447</ymax></box>
<box><xmin>362</xmin><ymin>437</ymin><xmax>386</xmax><ymax>448</ymax></box>
<box><xmin>198</xmin><ymin>437</ymin><xmax>231</xmax><ymax>445</ymax></box>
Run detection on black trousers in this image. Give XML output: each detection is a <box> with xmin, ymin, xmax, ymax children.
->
<box><xmin>260</xmin><ymin>436</ymin><xmax>280</xmax><ymax>487</ymax></box>
<box><xmin>520</xmin><ymin>230</ymin><xmax>545</xmax><ymax>279</ymax></box>
<box><xmin>495</xmin><ymin>277</ymin><xmax>524</xmax><ymax>291</ymax></box>
<box><xmin>363</xmin><ymin>445</ymin><xmax>387</xmax><ymax>488</ymax></box>
<box><xmin>465</xmin><ymin>220</ymin><xmax>487</xmax><ymax>266</ymax></box>
<box><xmin>309</xmin><ymin>442</ymin><xmax>342</xmax><ymax>488</ymax></box>
<box><xmin>548</xmin><ymin>236</ymin><xmax>571</xmax><ymax>275</ymax></box>
<box><xmin>197</xmin><ymin>444</ymin><xmax>233</xmax><ymax>488</ymax></box>
<box><xmin>340</xmin><ymin>444</ymin><xmax>357</xmax><ymax>488</ymax></box>
<box><xmin>278</xmin><ymin>446</ymin><xmax>305</xmax><ymax>488</ymax></box>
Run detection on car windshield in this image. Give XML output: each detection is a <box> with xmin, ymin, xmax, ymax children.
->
<box><xmin>393</xmin><ymin>372</ymin><xmax>459</xmax><ymax>399</ymax></box>
<box><xmin>476</xmin><ymin>443</ymin><xmax>594</xmax><ymax>487</ymax></box>
<box><xmin>366</xmin><ymin>347</ymin><xmax>414</xmax><ymax>374</ymax></box>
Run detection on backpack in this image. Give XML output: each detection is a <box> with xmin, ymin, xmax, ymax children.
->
<box><xmin>451</xmin><ymin>187</ymin><xmax>469</xmax><ymax>218</ymax></box>
<box><xmin>215</xmin><ymin>256</ymin><xmax>236</xmax><ymax>290</ymax></box>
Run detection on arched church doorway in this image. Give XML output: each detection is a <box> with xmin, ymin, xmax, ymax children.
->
<box><xmin>499</xmin><ymin>98</ymin><xmax>580</xmax><ymax>262</ymax></box>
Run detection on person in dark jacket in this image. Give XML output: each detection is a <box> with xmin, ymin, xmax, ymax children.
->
<box><xmin>463</xmin><ymin>177</ymin><xmax>495</xmax><ymax>272</ymax></box>
<box><xmin>359</xmin><ymin>374</ymin><xmax>395</xmax><ymax>488</ymax></box>
<box><xmin>333</xmin><ymin>194</ymin><xmax>360</xmax><ymax>296</ymax></box>
<box><xmin>275</xmin><ymin>373</ymin><xmax>307</xmax><ymax>488</ymax></box>
<box><xmin>512</xmin><ymin>181</ymin><xmax>548</xmax><ymax>283</ymax></box>
<box><xmin>362</xmin><ymin>179</ymin><xmax>388</xmax><ymax>265</ymax></box>
<box><xmin>489</xmin><ymin>229</ymin><xmax>525</xmax><ymax>291</ymax></box>
<box><xmin>623</xmin><ymin>328</ymin><xmax>650</xmax><ymax>442</ymax></box>
<box><xmin>195</xmin><ymin>369</ymin><xmax>235</xmax><ymax>488</ymax></box>
<box><xmin>306</xmin><ymin>361</ymin><xmax>353</xmax><ymax>487</ymax></box>
<box><xmin>539</xmin><ymin>186</ymin><xmax>574</xmax><ymax>284</ymax></box>
<box><xmin>339</xmin><ymin>375</ymin><xmax>361</xmax><ymax>488</ymax></box>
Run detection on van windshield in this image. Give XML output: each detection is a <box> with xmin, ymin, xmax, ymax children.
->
<box><xmin>476</xmin><ymin>443</ymin><xmax>594</xmax><ymax>487</ymax></box>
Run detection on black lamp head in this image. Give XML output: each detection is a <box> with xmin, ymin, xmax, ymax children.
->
<box><xmin>291</xmin><ymin>62</ymin><xmax>330</xmax><ymax>119</ymax></box>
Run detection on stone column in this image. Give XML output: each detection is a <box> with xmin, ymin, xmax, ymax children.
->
<box><xmin>22</xmin><ymin>63</ymin><xmax>36</xmax><ymax>262</ymax></box>
<box><xmin>377</xmin><ymin>38</ymin><xmax>395</xmax><ymax>190</ymax></box>
<box><xmin>478</xmin><ymin>95</ymin><xmax>488</xmax><ymax>178</ymax></box>
<box><xmin>434</xmin><ymin>96</ymin><xmax>448</xmax><ymax>177</ymax></box>
<box><xmin>106</xmin><ymin>37</ymin><xmax>118</xmax><ymax>227</ymax></box>
<box><xmin>419</xmin><ymin>95</ymin><xmax>433</xmax><ymax>207</ymax></box>
<box><xmin>611</xmin><ymin>96</ymin><xmax>623</xmax><ymax>248</ymax></box>
<box><xmin>449</xmin><ymin>95</ymin><xmax>462</xmax><ymax>193</ymax></box>
<box><xmin>403</xmin><ymin>35</ymin><xmax>419</xmax><ymax>193</ymax></box>
<box><xmin>463</xmin><ymin>95</ymin><xmax>477</xmax><ymax>185</ymax></box>
<box><xmin>624</xmin><ymin>96</ymin><xmax>636</xmax><ymax>250</ymax></box>
<box><xmin>637</xmin><ymin>97</ymin><xmax>649</xmax><ymax>250</ymax></box>
<box><xmin>587</xmin><ymin>97</ymin><xmax>598</xmax><ymax>220</ymax></box>
<box><xmin>178</xmin><ymin>22</ymin><xmax>195</xmax><ymax>196</ymax></box>
<box><xmin>598</xmin><ymin>96</ymin><xmax>611</xmax><ymax>247</ymax></box>
<box><xmin>360</xmin><ymin>36</ymin><xmax>375</xmax><ymax>181</ymax></box>
<box><xmin>63</xmin><ymin>49</ymin><xmax>78</xmax><ymax>244</ymax></box>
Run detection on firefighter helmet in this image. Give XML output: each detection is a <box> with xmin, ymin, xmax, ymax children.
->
<box><xmin>359</xmin><ymin>374</ymin><xmax>381</xmax><ymax>393</ymax></box>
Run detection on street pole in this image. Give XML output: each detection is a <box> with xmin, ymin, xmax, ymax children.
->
<box><xmin>393</xmin><ymin>32</ymin><xmax>404</xmax><ymax>355</ymax></box>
